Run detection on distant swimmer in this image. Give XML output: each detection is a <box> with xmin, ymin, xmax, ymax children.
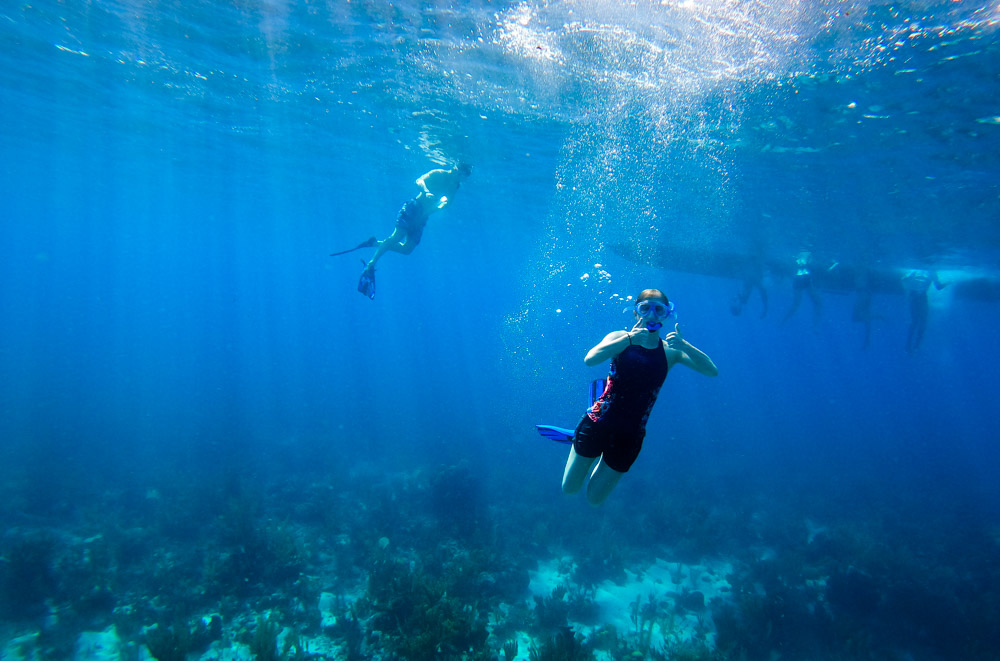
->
<box><xmin>730</xmin><ymin>262</ymin><xmax>768</xmax><ymax>319</ymax></box>
<box><xmin>851</xmin><ymin>268</ymin><xmax>884</xmax><ymax>350</ymax></box>
<box><xmin>782</xmin><ymin>251</ymin><xmax>823</xmax><ymax>328</ymax></box>
<box><xmin>902</xmin><ymin>269</ymin><xmax>946</xmax><ymax>353</ymax></box>
<box><xmin>344</xmin><ymin>163</ymin><xmax>472</xmax><ymax>299</ymax></box>
<box><xmin>545</xmin><ymin>289</ymin><xmax>718</xmax><ymax>506</ymax></box>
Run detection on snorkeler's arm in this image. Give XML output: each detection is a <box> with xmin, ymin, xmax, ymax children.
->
<box><xmin>665</xmin><ymin>324</ymin><xmax>718</xmax><ymax>377</ymax></box>
<box><xmin>675</xmin><ymin>343</ymin><xmax>718</xmax><ymax>377</ymax></box>
<box><xmin>416</xmin><ymin>173</ymin><xmax>432</xmax><ymax>194</ymax></box>
<box><xmin>584</xmin><ymin>330</ymin><xmax>632</xmax><ymax>366</ymax></box>
<box><xmin>416</xmin><ymin>169</ymin><xmax>451</xmax><ymax>194</ymax></box>
<box><xmin>932</xmin><ymin>272</ymin><xmax>947</xmax><ymax>290</ymax></box>
<box><xmin>585</xmin><ymin>321</ymin><xmax>650</xmax><ymax>366</ymax></box>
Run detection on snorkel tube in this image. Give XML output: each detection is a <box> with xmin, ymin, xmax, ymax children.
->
<box><xmin>645</xmin><ymin>321</ymin><xmax>663</xmax><ymax>331</ymax></box>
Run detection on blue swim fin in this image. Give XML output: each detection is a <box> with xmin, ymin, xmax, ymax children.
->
<box><xmin>589</xmin><ymin>378</ymin><xmax>607</xmax><ymax>408</ymax></box>
<box><xmin>358</xmin><ymin>261</ymin><xmax>375</xmax><ymax>299</ymax></box>
<box><xmin>536</xmin><ymin>425</ymin><xmax>575</xmax><ymax>444</ymax></box>
<box><xmin>536</xmin><ymin>378</ymin><xmax>608</xmax><ymax>445</ymax></box>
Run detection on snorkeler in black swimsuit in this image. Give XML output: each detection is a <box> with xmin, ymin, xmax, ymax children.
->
<box><xmin>560</xmin><ymin>288</ymin><xmax>718</xmax><ymax>506</ymax></box>
<box><xmin>574</xmin><ymin>342</ymin><xmax>668</xmax><ymax>473</ymax></box>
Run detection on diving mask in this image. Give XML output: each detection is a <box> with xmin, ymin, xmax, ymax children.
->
<box><xmin>635</xmin><ymin>299</ymin><xmax>674</xmax><ymax>331</ymax></box>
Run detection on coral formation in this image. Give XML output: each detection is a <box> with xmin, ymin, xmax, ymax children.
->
<box><xmin>2</xmin><ymin>459</ymin><xmax>999</xmax><ymax>661</ymax></box>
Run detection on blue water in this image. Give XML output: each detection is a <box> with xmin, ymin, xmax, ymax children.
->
<box><xmin>2</xmin><ymin>1</ymin><xmax>1000</xmax><ymax>659</ymax></box>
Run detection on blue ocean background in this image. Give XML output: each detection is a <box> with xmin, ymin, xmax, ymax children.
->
<box><xmin>2</xmin><ymin>1</ymin><xmax>999</xmax><ymax>659</ymax></box>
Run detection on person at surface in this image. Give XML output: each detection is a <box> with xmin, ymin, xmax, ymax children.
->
<box><xmin>562</xmin><ymin>289</ymin><xmax>718</xmax><ymax>507</ymax></box>
<box><xmin>902</xmin><ymin>269</ymin><xmax>946</xmax><ymax>353</ymax></box>
<box><xmin>782</xmin><ymin>251</ymin><xmax>822</xmax><ymax>328</ymax></box>
<box><xmin>730</xmin><ymin>262</ymin><xmax>768</xmax><ymax>318</ymax></box>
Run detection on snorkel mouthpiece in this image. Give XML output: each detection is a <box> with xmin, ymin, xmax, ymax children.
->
<box><xmin>646</xmin><ymin>322</ymin><xmax>663</xmax><ymax>331</ymax></box>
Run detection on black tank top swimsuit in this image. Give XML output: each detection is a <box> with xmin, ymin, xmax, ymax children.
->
<box><xmin>573</xmin><ymin>341</ymin><xmax>668</xmax><ymax>472</ymax></box>
<box><xmin>588</xmin><ymin>342</ymin><xmax>669</xmax><ymax>431</ymax></box>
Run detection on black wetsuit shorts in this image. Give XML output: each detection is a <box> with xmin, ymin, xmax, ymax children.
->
<box><xmin>573</xmin><ymin>416</ymin><xmax>645</xmax><ymax>473</ymax></box>
<box><xmin>572</xmin><ymin>343</ymin><xmax>668</xmax><ymax>473</ymax></box>
<box><xmin>395</xmin><ymin>198</ymin><xmax>428</xmax><ymax>245</ymax></box>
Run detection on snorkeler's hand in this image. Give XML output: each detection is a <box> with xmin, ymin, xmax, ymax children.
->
<box><xmin>628</xmin><ymin>320</ymin><xmax>651</xmax><ymax>344</ymax></box>
<box><xmin>664</xmin><ymin>323</ymin><xmax>686</xmax><ymax>350</ymax></box>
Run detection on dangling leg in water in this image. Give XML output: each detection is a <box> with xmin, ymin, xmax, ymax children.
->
<box><xmin>562</xmin><ymin>447</ymin><xmax>624</xmax><ymax>506</ymax></box>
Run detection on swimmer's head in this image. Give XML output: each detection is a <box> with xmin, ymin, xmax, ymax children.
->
<box><xmin>634</xmin><ymin>289</ymin><xmax>673</xmax><ymax>331</ymax></box>
<box><xmin>456</xmin><ymin>162</ymin><xmax>473</xmax><ymax>177</ymax></box>
<box><xmin>636</xmin><ymin>288</ymin><xmax>669</xmax><ymax>307</ymax></box>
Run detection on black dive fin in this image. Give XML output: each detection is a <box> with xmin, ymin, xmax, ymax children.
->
<box><xmin>331</xmin><ymin>236</ymin><xmax>377</xmax><ymax>257</ymax></box>
<box><xmin>357</xmin><ymin>261</ymin><xmax>376</xmax><ymax>299</ymax></box>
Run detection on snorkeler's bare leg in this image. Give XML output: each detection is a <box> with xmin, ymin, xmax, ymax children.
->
<box><xmin>907</xmin><ymin>316</ymin><xmax>927</xmax><ymax>353</ymax></box>
<box><xmin>396</xmin><ymin>238</ymin><xmax>418</xmax><ymax>255</ymax></box>
<box><xmin>562</xmin><ymin>447</ymin><xmax>597</xmax><ymax>495</ymax></box>
<box><xmin>738</xmin><ymin>280</ymin><xmax>753</xmax><ymax>305</ymax></box>
<box><xmin>586</xmin><ymin>460</ymin><xmax>625</xmax><ymax>507</ymax></box>
<box><xmin>366</xmin><ymin>228</ymin><xmax>407</xmax><ymax>269</ymax></box>
<box><xmin>808</xmin><ymin>288</ymin><xmax>823</xmax><ymax>327</ymax></box>
<box><xmin>782</xmin><ymin>289</ymin><xmax>803</xmax><ymax>324</ymax></box>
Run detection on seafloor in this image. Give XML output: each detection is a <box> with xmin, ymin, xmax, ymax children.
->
<box><xmin>1</xmin><ymin>458</ymin><xmax>997</xmax><ymax>661</ymax></box>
